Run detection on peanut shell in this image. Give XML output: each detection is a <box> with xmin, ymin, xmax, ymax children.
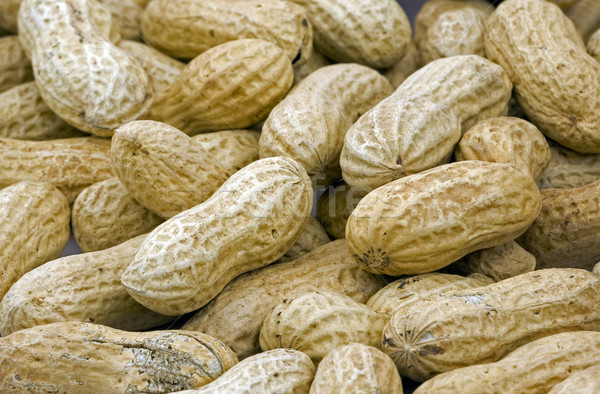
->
<box><xmin>0</xmin><ymin>35</ymin><xmax>32</xmax><ymax>93</ymax></box>
<box><xmin>549</xmin><ymin>364</ymin><xmax>600</xmax><ymax>394</ymax></box>
<box><xmin>538</xmin><ymin>141</ymin><xmax>600</xmax><ymax>189</ymax></box>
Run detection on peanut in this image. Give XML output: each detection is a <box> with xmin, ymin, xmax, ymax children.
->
<box><xmin>142</xmin><ymin>0</ymin><xmax>312</xmax><ymax>64</ymax></box>
<box><xmin>538</xmin><ymin>141</ymin><xmax>600</xmax><ymax>189</ymax></box>
<box><xmin>309</xmin><ymin>344</ymin><xmax>403</xmax><ymax>394</ymax></box>
<box><xmin>0</xmin><ymin>235</ymin><xmax>173</xmax><ymax>336</ymax></box>
<box><xmin>0</xmin><ymin>322</ymin><xmax>238</xmax><ymax>392</ymax></box>
<box><xmin>0</xmin><ymin>181</ymin><xmax>70</xmax><ymax>300</ymax></box>
<box><xmin>519</xmin><ymin>180</ymin><xmax>600</xmax><ymax>270</ymax></box>
<box><xmin>260</xmin><ymin>291</ymin><xmax>386</xmax><ymax>363</ymax></box>
<box><xmin>111</xmin><ymin>120</ymin><xmax>229</xmax><ymax>218</ymax></box>
<box><xmin>18</xmin><ymin>0</ymin><xmax>153</xmax><ymax>136</ymax></box>
<box><xmin>566</xmin><ymin>0</ymin><xmax>600</xmax><ymax>42</ymax></box>
<box><xmin>549</xmin><ymin>364</ymin><xmax>600</xmax><ymax>394</ymax></box>
<box><xmin>121</xmin><ymin>157</ymin><xmax>313</xmax><ymax>315</ymax></box>
<box><xmin>341</xmin><ymin>55</ymin><xmax>511</xmax><ymax>193</ymax></box>
<box><xmin>182</xmin><ymin>239</ymin><xmax>384</xmax><ymax>359</ymax></box>
<box><xmin>71</xmin><ymin>178</ymin><xmax>163</xmax><ymax>252</ymax></box>
<box><xmin>148</xmin><ymin>39</ymin><xmax>293</xmax><ymax>135</ymax></box>
<box><xmin>455</xmin><ymin>116</ymin><xmax>551</xmax><ymax>180</ymax></box>
<box><xmin>485</xmin><ymin>0</ymin><xmax>600</xmax><ymax>153</ymax></box>
<box><xmin>191</xmin><ymin>130</ymin><xmax>260</xmax><ymax>177</ymax></box>
<box><xmin>346</xmin><ymin>161</ymin><xmax>541</xmax><ymax>275</ymax></box>
<box><xmin>416</xmin><ymin>331</ymin><xmax>600</xmax><ymax>393</ymax></box>
<box><xmin>259</xmin><ymin>63</ymin><xmax>393</xmax><ymax>188</ymax></box>
<box><xmin>0</xmin><ymin>35</ymin><xmax>32</xmax><ymax>93</ymax></box>
<box><xmin>288</xmin><ymin>0</ymin><xmax>412</xmax><ymax>68</ymax></box>
<box><xmin>316</xmin><ymin>182</ymin><xmax>365</xmax><ymax>240</ymax></box>
<box><xmin>383</xmin><ymin>268</ymin><xmax>600</xmax><ymax>381</ymax></box>
<box><xmin>0</xmin><ymin>137</ymin><xmax>114</xmax><ymax>203</ymax></box>
<box><xmin>587</xmin><ymin>27</ymin><xmax>600</xmax><ymax>62</ymax></box>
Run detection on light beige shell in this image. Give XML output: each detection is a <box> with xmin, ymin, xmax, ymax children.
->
<box><xmin>149</xmin><ymin>39</ymin><xmax>293</xmax><ymax>135</ymax></box>
<box><xmin>340</xmin><ymin>55</ymin><xmax>512</xmax><ymax>193</ymax></box>
<box><xmin>452</xmin><ymin>241</ymin><xmax>536</xmax><ymax>281</ymax></box>
<box><xmin>99</xmin><ymin>0</ymin><xmax>143</xmax><ymax>41</ymax></box>
<box><xmin>485</xmin><ymin>0</ymin><xmax>600</xmax><ymax>153</ymax></box>
<box><xmin>182</xmin><ymin>240</ymin><xmax>385</xmax><ymax>359</ymax></box>
<box><xmin>549</xmin><ymin>364</ymin><xmax>600</xmax><ymax>394</ymax></box>
<box><xmin>455</xmin><ymin>116</ymin><xmax>551</xmax><ymax>180</ymax></box>
<box><xmin>366</xmin><ymin>272</ymin><xmax>493</xmax><ymax>317</ymax></box>
<box><xmin>0</xmin><ymin>82</ymin><xmax>84</xmax><ymax>140</ymax></box>
<box><xmin>0</xmin><ymin>137</ymin><xmax>114</xmax><ymax>203</ymax></box>
<box><xmin>0</xmin><ymin>181</ymin><xmax>70</xmax><ymax>300</ymax></box>
<box><xmin>142</xmin><ymin>0</ymin><xmax>312</xmax><ymax>64</ymax></box>
<box><xmin>260</xmin><ymin>64</ymin><xmax>393</xmax><ymax>188</ymax></box>
<box><xmin>0</xmin><ymin>0</ymin><xmax>20</xmax><ymax>32</ymax></box>
<box><xmin>111</xmin><ymin>120</ymin><xmax>229</xmax><ymax>218</ymax></box>
<box><xmin>173</xmin><ymin>349</ymin><xmax>315</xmax><ymax>394</ymax></box>
<box><xmin>0</xmin><ymin>35</ymin><xmax>32</xmax><ymax>93</ymax></box>
<box><xmin>416</xmin><ymin>331</ymin><xmax>600</xmax><ymax>393</ymax></box>
<box><xmin>72</xmin><ymin>178</ymin><xmax>163</xmax><ymax>252</ymax></box>
<box><xmin>280</xmin><ymin>217</ymin><xmax>330</xmax><ymax>262</ymax></box>
<box><xmin>191</xmin><ymin>130</ymin><xmax>260</xmax><ymax>177</ymax></box>
<box><xmin>384</xmin><ymin>41</ymin><xmax>421</xmax><ymax>89</ymax></box>
<box><xmin>588</xmin><ymin>28</ymin><xmax>600</xmax><ymax>62</ymax></box>
<box><xmin>309</xmin><ymin>343</ymin><xmax>403</xmax><ymax>394</ymax></box>
<box><xmin>121</xmin><ymin>157</ymin><xmax>313</xmax><ymax>316</ymax></box>
<box><xmin>415</xmin><ymin>0</ymin><xmax>492</xmax><ymax>65</ymax></box>
<box><xmin>0</xmin><ymin>235</ymin><xmax>174</xmax><ymax>336</ymax></box>
<box><xmin>383</xmin><ymin>268</ymin><xmax>600</xmax><ymax>381</ymax></box>
<box><xmin>566</xmin><ymin>0</ymin><xmax>600</xmax><ymax>42</ymax></box>
<box><xmin>0</xmin><ymin>322</ymin><xmax>238</xmax><ymax>392</ymax></box>
<box><xmin>346</xmin><ymin>161</ymin><xmax>541</xmax><ymax>275</ymax></box>
<box><xmin>538</xmin><ymin>141</ymin><xmax>600</xmax><ymax>189</ymax></box>
<box><xmin>288</xmin><ymin>0</ymin><xmax>411</xmax><ymax>68</ymax></box>
<box><xmin>18</xmin><ymin>0</ymin><xmax>153</xmax><ymax>137</ymax></box>
<box><xmin>260</xmin><ymin>291</ymin><xmax>387</xmax><ymax>363</ymax></box>
<box><xmin>316</xmin><ymin>182</ymin><xmax>365</xmax><ymax>240</ymax></box>
<box><xmin>293</xmin><ymin>49</ymin><xmax>329</xmax><ymax>85</ymax></box>
<box><xmin>117</xmin><ymin>40</ymin><xmax>185</xmax><ymax>92</ymax></box>
<box><xmin>519</xmin><ymin>180</ymin><xmax>600</xmax><ymax>270</ymax></box>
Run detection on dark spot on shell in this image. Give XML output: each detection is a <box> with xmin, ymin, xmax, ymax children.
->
<box><xmin>292</xmin><ymin>50</ymin><xmax>302</xmax><ymax>64</ymax></box>
<box><xmin>79</xmin><ymin>111</ymin><xmax>86</xmax><ymax>119</ymax></box>
<box><xmin>89</xmin><ymin>318</ymin><xmax>95</xmax><ymax>322</ymax></box>
<box><xmin>302</xmin><ymin>19</ymin><xmax>308</xmax><ymax>27</ymax></box>
<box><xmin>209</xmin><ymin>29</ymin><xmax>215</xmax><ymax>37</ymax></box>
<box><xmin>418</xmin><ymin>345</ymin><xmax>445</xmax><ymax>356</ymax></box>
<box><xmin>141</xmin><ymin>149</ymin><xmax>149</xmax><ymax>154</ymax></box>
<box><xmin>397</xmin><ymin>156</ymin><xmax>402</xmax><ymax>165</ymax></box>
<box><xmin>382</xmin><ymin>336</ymin><xmax>396</xmax><ymax>348</ymax></box>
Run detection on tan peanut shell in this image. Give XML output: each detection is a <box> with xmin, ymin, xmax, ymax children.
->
<box><xmin>366</xmin><ymin>272</ymin><xmax>493</xmax><ymax>317</ymax></box>
<box><xmin>293</xmin><ymin>49</ymin><xmax>329</xmax><ymax>85</ymax></box>
<box><xmin>0</xmin><ymin>36</ymin><xmax>32</xmax><ymax>93</ymax></box>
<box><xmin>549</xmin><ymin>364</ymin><xmax>600</xmax><ymax>394</ymax></box>
<box><xmin>121</xmin><ymin>157</ymin><xmax>313</xmax><ymax>316</ymax></box>
<box><xmin>346</xmin><ymin>161</ymin><xmax>541</xmax><ymax>275</ymax></box>
<box><xmin>174</xmin><ymin>349</ymin><xmax>315</xmax><ymax>394</ymax></box>
<box><xmin>588</xmin><ymin>28</ymin><xmax>600</xmax><ymax>62</ymax></box>
<box><xmin>18</xmin><ymin>0</ymin><xmax>153</xmax><ymax>137</ymax></box>
<box><xmin>0</xmin><ymin>322</ymin><xmax>238</xmax><ymax>392</ymax></box>
<box><xmin>142</xmin><ymin>0</ymin><xmax>312</xmax><ymax>64</ymax></box>
<box><xmin>341</xmin><ymin>55</ymin><xmax>512</xmax><ymax>193</ymax></box>
<box><xmin>0</xmin><ymin>137</ymin><xmax>114</xmax><ymax>203</ymax></box>
<box><xmin>111</xmin><ymin>120</ymin><xmax>229</xmax><ymax>218</ymax></box>
<box><xmin>384</xmin><ymin>41</ymin><xmax>421</xmax><ymax>89</ymax></box>
<box><xmin>0</xmin><ymin>0</ymin><xmax>20</xmax><ymax>32</ymax></box>
<box><xmin>149</xmin><ymin>39</ymin><xmax>293</xmax><ymax>135</ymax></box>
<box><xmin>280</xmin><ymin>217</ymin><xmax>330</xmax><ymax>262</ymax></box>
<box><xmin>289</xmin><ymin>0</ymin><xmax>411</xmax><ymax>68</ymax></box>
<box><xmin>383</xmin><ymin>268</ymin><xmax>600</xmax><ymax>381</ymax></box>
<box><xmin>316</xmin><ymin>182</ymin><xmax>365</xmax><ymax>240</ymax></box>
<box><xmin>182</xmin><ymin>240</ymin><xmax>385</xmax><ymax>359</ymax></box>
<box><xmin>455</xmin><ymin>116</ymin><xmax>551</xmax><ymax>180</ymax></box>
<box><xmin>259</xmin><ymin>64</ymin><xmax>393</xmax><ymax>188</ymax></box>
<box><xmin>0</xmin><ymin>235</ymin><xmax>174</xmax><ymax>336</ymax></box>
<box><xmin>567</xmin><ymin>0</ymin><xmax>600</xmax><ymax>42</ymax></box>
<box><xmin>538</xmin><ymin>141</ymin><xmax>600</xmax><ymax>189</ymax></box>
<box><xmin>117</xmin><ymin>40</ymin><xmax>185</xmax><ymax>93</ymax></box>
<box><xmin>485</xmin><ymin>0</ymin><xmax>600</xmax><ymax>153</ymax></box>
<box><xmin>100</xmin><ymin>0</ymin><xmax>143</xmax><ymax>41</ymax></box>
<box><xmin>309</xmin><ymin>344</ymin><xmax>403</xmax><ymax>394</ymax></box>
<box><xmin>191</xmin><ymin>130</ymin><xmax>260</xmax><ymax>177</ymax></box>
<box><xmin>0</xmin><ymin>181</ymin><xmax>70</xmax><ymax>300</ymax></box>
<box><xmin>416</xmin><ymin>331</ymin><xmax>600</xmax><ymax>393</ymax></box>
<box><xmin>451</xmin><ymin>241</ymin><xmax>536</xmax><ymax>281</ymax></box>
<box><xmin>260</xmin><ymin>291</ymin><xmax>387</xmax><ymax>363</ymax></box>
<box><xmin>519</xmin><ymin>180</ymin><xmax>600</xmax><ymax>270</ymax></box>
<box><xmin>72</xmin><ymin>178</ymin><xmax>163</xmax><ymax>252</ymax></box>
<box><xmin>414</xmin><ymin>0</ymin><xmax>492</xmax><ymax>65</ymax></box>
<box><xmin>0</xmin><ymin>82</ymin><xmax>84</xmax><ymax>140</ymax></box>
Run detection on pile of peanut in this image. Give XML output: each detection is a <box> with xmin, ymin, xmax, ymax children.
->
<box><xmin>1</xmin><ymin>0</ymin><xmax>600</xmax><ymax>392</ymax></box>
